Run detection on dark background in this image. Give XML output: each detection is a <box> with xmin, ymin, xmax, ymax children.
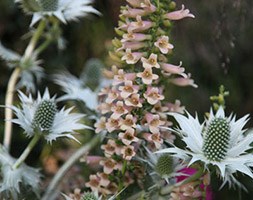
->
<box><xmin>0</xmin><ymin>0</ymin><xmax>253</xmax><ymax>199</ymax></box>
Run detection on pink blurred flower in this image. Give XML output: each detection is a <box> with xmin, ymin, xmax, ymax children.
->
<box><xmin>118</xmin><ymin>128</ymin><xmax>139</xmax><ymax>145</ymax></box>
<box><xmin>144</xmin><ymin>86</ymin><xmax>165</xmax><ymax>105</ymax></box>
<box><xmin>145</xmin><ymin>113</ymin><xmax>165</xmax><ymax>133</ymax></box>
<box><xmin>121</xmin><ymin>32</ymin><xmax>151</xmax><ymax>43</ymax></box>
<box><xmin>101</xmin><ymin>139</ymin><xmax>118</xmax><ymax>157</ymax></box>
<box><xmin>160</xmin><ymin>61</ymin><xmax>187</xmax><ymax>77</ymax></box>
<box><xmin>119</xmin><ymin>80</ymin><xmax>139</xmax><ymax>98</ymax></box>
<box><xmin>120</xmin><ymin>114</ymin><xmax>137</xmax><ymax>130</ymax></box>
<box><xmin>100</xmin><ymin>158</ymin><xmax>118</xmax><ymax>174</ymax></box>
<box><xmin>164</xmin><ymin>5</ymin><xmax>195</xmax><ymax>20</ymax></box>
<box><xmin>141</xmin><ymin>53</ymin><xmax>160</xmax><ymax>69</ymax></box>
<box><xmin>121</xmin><ymin>145</ymin><xmax>136</xmax><ymax>160</ymax></box>
<box><xmin>105</xmin><ymin>117</ymin><xmax>120</xmax><ymax>132</ymax></box>
<box><xmin>118</xmin><ymin>41</ymin><xmax>146</xmax><ymax>51</ymax></box>
<box><xmin>121</xmin><ymin>48</ymin><xmax>143</xmax><ymax>64</ymax></box>
<box><xmin>128</xmin><ymin>15</ymin><xmax>153</xmax><ymax>32</ymax></box>
<box><xmin>154</xmin><ymin>36</ymin><xmax>174</xmax><ymax>54</ymax></box>
<box><xmin>170</xmin><ymin>74</ymin><xmax>198</xmax><ymax>88</ymax></box>
<box><xmin>137</xmin><ymin>66</ymin><xmax>158</xmax><ymax>84</ymax></box>
<box><xmin>125</xmin><ymin>93</ymin><xmax>143</xmax><ymax>108</ymax></box>
<box><xmin>143</xmin><ymin>132</ymin><xmax>163</xmax><ymax>149</ymax></box>
<box><xmin>113</xmin><ymin>69</ymin><xmax>136</xmax><ymax>85</ymax></box>
<box><xmin>111</xmin><ymin>101</ymin><xmax>129</xmax><ymax>119</ymax></box>
<box><xmin>94</xmin><ymin>117</ymin><xmax>106</xmax><ymax>133</ymax></box>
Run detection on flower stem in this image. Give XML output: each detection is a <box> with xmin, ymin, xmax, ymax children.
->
<box><xmin>24</xmin><ymin>20</ymin><xmax>46</xmax><ymax>59</ymax></box>
<box><xmin>3</xmin><ymin>20</ymin><xmax>46</xmax><ymax>151</ymax></box>
<box><xmin>41</xmin><ymin>134</ymin><xmax>102</xmax><ymax>200</ymax></box>
<box><xmin>3</xmin><ymin>67</ymin><xmax>21</xmax><ymax>151</ymax></box>
<box><xmin>12</xmin><ymin>133</ymin><xmax>41</xmax><ymax>169</ymax></box>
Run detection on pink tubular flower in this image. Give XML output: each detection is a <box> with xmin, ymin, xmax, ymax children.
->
<box><xmin>144</xmin><ymin>86</ymin><xmax>164</xmax><ymax>105</ymax></box>
<box><xmin>125</xmin><ymin>93</ymin><xmax>143</xmax><ymax>108</ymax></box>
<box><xmin>137</xmin><ymin>66</ymin><xmax>158</xmax><ymax>85</ymax></box>
<box><xmin>121</xmin><ymin>6</ymin><xmax>150</xmax><ymax>18</ymax></box>
<box><xmin>113</xmin><ymin>69</ymin><xmax>136</xmax><ymax>86</ymax></box>
<box><xmin>101</xmin><ymin>139</ymin><xmax>117</xmax><ymax>157</ymax></box>
<box><xmin>85</xmin><ymin>175</ymin><xmax>101</xmax><ymax>192</ymax></box>
<box><xmin>105</xmin><ymin>117</ymin><xmax>120</xmax><ymax>132</ymax></box>
<box><xmin>119</xmin><ymin>80</ymin><xmax>139</xmax><ymax>98</ymax></box>
<box><xmin>120</xmin><ymin>114</ymin><xmax>137</xmax><ymax>130</ymax></box>
<box><xmin>105</xmin><ymin>88</ymin><xmax>119</xmax><ymax>104</ymax></box>
<box><xmin>111</xmin><ymin>101</ymin><xmax>129</xmax><ymax>119</ymax></box>
<box><xmin>95</xmin><ymin>117</ymin><xmax>106</xmax><ymax>133</ymax></box>
<box><xmin>121</xmin><ymin>145</ymin><xmax>136</xmax><ymax>160</ymax></box>
<box><xmin>128</xmin><ymin>15</ymin><xmax>153</xmax><ymax>32</ymax></box>
<box><xmin>121</xmin><ymin>32</ymin><xmax>151</xmax><ymax>43</ymax></box>
<box><xmin>118</xmin><ymin>41</ymin><xmax>146</xmax><ymax>51</ymax></box>
<box><xmin>97</xmin><ymin>172</ymin><xmax>110</xmax><ymax>187</ymax></box>
<box><xmin>143</xmin><ymin>132</ymin><xmax>163</xmax><ymax>149</ymax></box>
<box><xmin>98</xmin><ymin>102</ymin><xmax>111</xmax><ymax>114</ymax></box>
<box><xmin>100</xmin><ymin>158</ymin><xmax>118</xmax><ymax>174</ymax></box>
<box><xmin>145</xmin><ymin>113</ymin><xmax>165</xmax><ymax>134</ymax></box>
<box><xmin>141</xmin><ymin>53</ymin><xmax>160</xmax><ymax>69</ymax></box>
<box><xmin>118</xmin><ymin>128</ymin><xmax>139</xmax><ymax>145</ymax></box>
<box><xmin>164</xmin><ymin>5</ymin><xmax>195</xmax><ymax>20</ymax></box>
<box><xmin>126</xmin><ymin>0</ymin><xmax>143</xmax><ymax>7</ymax></box>
<box><xmin>160</xmin><ymin>61</ymin><xmax>187</xmax><ymax>77</ymax></box>
<box><xmin>154</xmin><ymin>36</ymin><xmax>174</xmax><ymax>54</ymax></box>
<box><xmin>166</xmin><ymin>99</ymin><xmax>185</xmax><ymax>113</ymax></box>
<box><xmin>121</xmin><ymin>48</ymin><xmax>143</xmax><ymax>64</ymax></box>
<box><xmin>170</xmin><ymin>74</ymin><xmax>198</xmax><ymax>88</ymax></box>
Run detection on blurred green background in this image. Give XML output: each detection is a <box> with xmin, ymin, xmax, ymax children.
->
<box><xmin>0</xmin><ymin>0</ymin><xmax>253</xmax><ymax>199</ymax></box>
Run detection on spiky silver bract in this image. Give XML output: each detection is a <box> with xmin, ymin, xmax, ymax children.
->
<box><xmin>0</xmin><ymin>145</ymin><xmax>41</xmax><ymax>199</ymax></box>
<box><xmin>156</xmin><ymin>107</ymin><xmax>253</xmax><ymax>188</ymax></box>
<box><xmin>0</xmin><ymin>43</ymin><xmax>44</xmax><ymax>92</ymax></box>
<box><xmin>11</xmin><ymin>88</ymin><xmax>91</xmax><ymax>143</ymax></box>
<box><xmin>15</xmin><ymin>0</ymin><xmax>101</xmax><ymax>26</ymax></box>
<box><xmin>54</xmin><ymin>72</ymin><xmax>98</xmax><ymax>110</ymax></box>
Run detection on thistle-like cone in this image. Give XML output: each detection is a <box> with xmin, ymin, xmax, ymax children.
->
<box><xmin>202</xmin><ymin>117</ymin><xmax>230</xmax><ymax>162</ymax></box>
<box><xmin>82</xmin><ymin>58</ymin><xmax>103</xmax><ymax>91</ymax></box>
<box><xmin>38</xmin><ymin>0</ymin><xmax>58</xmax><ymax>11</ymax></box>
<box><xmin>81</xmin><ymin>192</ymin><xmax>98</xmax><ymax>200</ymax></box>
<box><xmin>32</xmin><ymin>100</ymin><xmax>57</xmax><ymax>132</ymax></box>
<box><xmin>155</xmin><ymin>154</ymin><xmax>174</xmax><ymax>177</ymax></box>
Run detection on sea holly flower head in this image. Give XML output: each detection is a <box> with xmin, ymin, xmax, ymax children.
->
<box><xmin>15</xmin><ymin>0</ymin><xmax>101</xmax><ymax>26</ymax></box>
<box><xmin>139</xmin><ymin>146</ymin><xmax>185</xmax><ymax>183</ymax></box>
<box><xmin>10</xmin><ymin>88</ymin><xmax>91</xmax><ymax>143</ymax></box>
<box><xmin>157</xmin><ymin>107</ymin><xmax>253</xmax><ymax>188</ymax></box>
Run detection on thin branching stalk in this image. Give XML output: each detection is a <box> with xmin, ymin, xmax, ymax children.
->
<box><xmin>3</xmin><ymin>20</ymin><xmax>46</xmax><ymax>151</ymax></box>
<box><xmin>3</xmin><ymin>67</ymin><xmax>21</xmax><ymax>150</ymax></box>
<box><xmin>42</xmin><ymin>134</ymin><xmax>102</xmax><ymax>200</ymax></box>
<box><xmin>12</xmin><ymin>133</ymin><xmax>41</xmax><ymax>169</ymax></box>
